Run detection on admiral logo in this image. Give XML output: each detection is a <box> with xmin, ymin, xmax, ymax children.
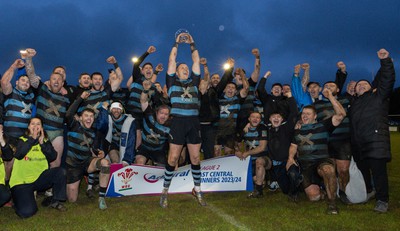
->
<box><xmin>144</xmin><ymin>173</ymin><xmax>163</xmax><ymax>183</ymax></box>
<box><xmin>144</xmin><ymin>170</ymin><xmax>190</xmax><ymax>183</ymax></box>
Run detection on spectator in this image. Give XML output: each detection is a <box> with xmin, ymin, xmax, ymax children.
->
<box><xmin>4</xmin><ymin>117</ymin><xmax>66</xmax><ymax>218</ymax></box>
<box><xmin>349</xmin><ymin>49</ymin><xmax>395</xmax><ymax>213</ymax></box>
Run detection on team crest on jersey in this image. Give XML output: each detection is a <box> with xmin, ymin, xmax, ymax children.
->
<box><xmin>46</xmin><ymin>100</ymin><xmax>61</xmax><ymax>117</ymax></box>
<box><xmin>221</xmin><ymin>104</ymin><xmax>231</xmax><ymax>115</ymax></box>
<box><xmin>80</xmin><ymin>134</ymin><xmax>93</xmax><ymax>148</ymax></box>
<box><xmin>298</xmin><ymin>133</ymin><xmax>314</xmax><ymax>145</ymax></box>
<box><xmin>146</xmin><ymin>129</ymin><xmax>161</xmax><ymax>144</ymax></box>
<box><xmin>246</xmin><ymin>140</ymin><xmax>257</xmax><ymax>149</ymax></box>
<box><xmin>87</xmin><ymin>102</ymin><xmax>101</xmax><ymax>115</ymax></box>
<box><xmin>21</xmin><ymin>102</ymin><xmax>32</xmax><ymax>115</ymax></box>
<box><xmin>181</xmin><ymin>87</ymin><xmax>193</xmax><ymax>102</ymax></box>
<box><xmin>262</xmin><ymin>130</ymin><xmax>267</xmax><ymax>137</ymax></box>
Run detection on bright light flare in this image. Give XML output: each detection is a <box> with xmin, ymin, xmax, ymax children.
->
<box><xmin>131</xmin><ymin>57</ymin><xmax>138</xmax><ymax>63</ymax></box>
<box><xmin>20</xmin><ymin>50</ymin><xmax>27</xmax><ymax>54</ymax></box>
<box><xmin>223</xmin><ymin>63</ymin><xmax>231</xmax><ymax>70</ymax></box>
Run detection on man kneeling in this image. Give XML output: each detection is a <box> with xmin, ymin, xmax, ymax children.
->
<box><xmin>287</xmin><ymin>88</ymin><xmax>346</xmax><ymax>214</ymax></box>
<box><xmin>236</xmin><ymin>112</ymin><xmax>271</xmax><ymax>198</ymax></box>
<box><xmin>65</xmin><ymin>92</ymin><xmax>110</xmax><ymax>210</ymax></box>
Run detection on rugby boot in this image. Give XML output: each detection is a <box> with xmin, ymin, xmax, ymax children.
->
<box><xmin>160</xmin><ymin>189</ymin><xmax>168</xmax><ymax>208</ymax></box>
<box><xmin>192</xmin><ymin>188</ymin><xmax>207</xmax><ymax>206</ymax></box>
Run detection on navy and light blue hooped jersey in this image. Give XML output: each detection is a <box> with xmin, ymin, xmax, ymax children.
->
<box><xmin>239</xmin><ymin>78</ymin><xmax>257</xmax><ymax>112</ymax></box>
<box><xmin>253</xmin><ymin>97</ymin><xmax>264</xmax><ymax>121</ymax></box>
<box><xmin>141</xmin><ymin>107</ymin><xmax>170</xmax><ymax>151</ymax></box>
<box><xmin>219</xmin><ymin>95</ymin><xmax>242</xmax><ymax>121</ymax></box>
<box><xmin>36</xmin><ymin>83</ymin><xmax>70</xmax><ymax>131</ymax></box>
<box><xmin>242</xmin><ymin>125</ymin><xmax>268</xmax><ymax>159</ymax></box>
<box><xmin>3</xmin><ymin>88</ymin><xmax>36</xmax><ymax>138</ymax></box>
<box><xmin>77</xmin><ymin>89</ymin><xmax>110</xmax><ymax>117</ymax></box>
<box><xmin>314</xmin><ymin>97</ymin><xmax>350</xmax><ymax>142</ymax></box>
<box><xmin>126</xmin><ymin>77</ymin><xmax>155</xmax><ymax>116</ymax></box>
<box><xmin>293</xmin><ymin>119</ymin><xmax>335</xmax><ymax>162</ymax></box>
<box><xmin>111</xmin><ymin>87</ymin><xmax>129</xmax><ymax>106</ymax></box>
<box><xmin>167</xmin><ymin>72</ymin><xmax>200</xmax><ymax>117</ymax></box>
<box><xmin>66</xmin><ymin>119</ymin><xmax>96</xmax><ymax>165</ymax></box>
<box><xmin>111</xmin><ymin>114</ymin><xmax>127</xmax><ymax>148</ymax></box>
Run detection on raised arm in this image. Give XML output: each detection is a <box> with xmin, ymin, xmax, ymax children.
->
<box><xmin>300</xmin><ymin>63</ymin><xmax>310</xmax><ymax>92</ymax></box>
<box><xmin>375</xmin><ymin>49</ymin><xmax>396</xmax><ymax>100</ymax></box>
<box><xmin>283</xmin><ymin>89</ymin><xmax>299</xmax><ymax>126</ymax></box>
<box><xmin>132</xmin><ymin>46</ymin><xmax>155</xmax><ymax>80</ymax></box>
<box><xmin>199</xmin><ymin>58</ymin><xmax>209</xmax><ymax>95</ymax></box>
<box><xmin>167</xmin><ymin>36</ymin><xmax>180</xmax><ymax>76</ymax></box>
<box><xmin>323</xmin><ymin>88</ymin><xmax>346</xmax><ymax>127</ymax></box>
<box><xmin>187</xmin><ymin>34</ymin><xmax>200</xmax><ymax>75</ymax></box>
<box><xmin>1</xmin><ymin>59</ymin><xmax>25</xmax><ymax>95</ymax></box>
<box><xmin>106</xmin><ymin>56</ymin><xmax>123</xmax><ymax>92</ymax></box>
<box><xmin>250</xmin><ymin>48</ymin><xmax>261</xmax><ymax>83</ymax></box>
<box><xmin>291</xmin><ymin>64</ymin><xmax>303</xmax><ymax>96</ymax></box>
<box><xmin>140</xmin><ymin>80</ymin><xmax>152</xmax><ymax>112</ymax></box>
<box><xmin>291</xmin><ymin>64</ymin><xmax>313</xmax><ymax>109</ymax></box>
<box><xmin>23</xmin><ymin>48</ymin><xmax>40</xmax><ymax>88</ymax></box>
<box><xmin>335</xmin><ymin>61</ymin><xmax>347</xmax><ymax>95</ymax></box>
<box><xmin>239</xmin><ymin>68</ymin><xmax>249</xmax><ymax>98</ymax></box>
<box><xmin>126</xmin><ymin>75</ymin><xmax>133</xmax><ymax>89</ymax></box>
<box><xmin>151</xmin><ymin>63</ymin><xmax>163</xmax><ymax>83</ymax></box>
<box><xmin>256</xmin><ymin>71</ymin><xmax>271</xmax><ymax>102</ymax></box>
<box><xmin>215</xmin><ymin>58</ymin><xmax>235</xmax><ymax>95</ymax></box>
<box><xmin>66</xmin><ymin>91</ymin><xmax>90</xmax><ymax>125</ymax></box>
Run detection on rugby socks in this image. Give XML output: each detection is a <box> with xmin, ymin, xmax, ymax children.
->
<box><xmin>191</xmin><ymin>164</ymin><xmax>201</xmax><ymax>192</ymax></box>
<box><xmin>87</xmin><ymin>173</ymin><xmax>95</xmax><ymax>190</ymax></box>
<box><xmin>99</xmin><ymin>187</ymin><xmax>107</xmax><ymax>198</ymax></box>
<box><xmin>256</xmin><ymin>184</ymin><xmax>263</xmax><ymax>195</ymax></box>
<box><xmin>87</xmin><ymin>172</ymin><xmax>100</xmax><ymax>190</ymax></box>
<box><xmin>163</xmin><ymin>163</ymin><xmax>175</xmax><ymax>190</ymax></box>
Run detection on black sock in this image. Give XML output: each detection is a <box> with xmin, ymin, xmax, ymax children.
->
<box><xmin>99</xmin><ymin>187</ymin><xmax>107</xmax><ymax>198</ymax></box>
<box><xmin>256</xmin><ymin>184</ymin><xmax>263</xmax><ymax>194</ymax></box>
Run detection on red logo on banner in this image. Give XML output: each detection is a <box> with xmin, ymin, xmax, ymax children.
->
<box><xmin>117</xmin><ymin>168</ymin><xmax>138</xmax><ymax>191</ymax></box>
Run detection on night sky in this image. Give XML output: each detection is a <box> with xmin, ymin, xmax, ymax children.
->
<box><xmin>1</xmin><ymin>0</ymin><xmax>399</xmax><ymax>89</ymax></box>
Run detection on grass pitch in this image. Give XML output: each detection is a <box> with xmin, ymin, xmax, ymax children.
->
<box><xmin>1</xmin><ymin>132</ymin><xmax>399</xmax><ymax>231</ymax></box>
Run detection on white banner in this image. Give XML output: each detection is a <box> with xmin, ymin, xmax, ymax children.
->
<box><xmin>106</xmin><ymin>155</ymin><xmax>253</xmax><ymax>197</ymax></box>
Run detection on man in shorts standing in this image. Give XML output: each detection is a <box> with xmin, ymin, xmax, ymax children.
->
<box><xmin>160</xmin><ymin>32</ymin><xmax>204</xmax><ymax>208</ymax></box>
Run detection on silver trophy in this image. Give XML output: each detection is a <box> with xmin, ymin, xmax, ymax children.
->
<box><xmin>175</xmin><ymin>29</ymin><xmax>189</xmax><ymax>43</ymax></box>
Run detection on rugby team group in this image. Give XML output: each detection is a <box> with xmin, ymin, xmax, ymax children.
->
<box><xmin>0</xmin><ymin>33</ymin><xmax>395</xmax><ymax>218</ymax></box>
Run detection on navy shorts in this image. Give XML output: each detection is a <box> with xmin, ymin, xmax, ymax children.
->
<box><xmin>66</xmin><ymin>156</ymin><xmax>95</xmax><ymax>184</ymax></box>
<box><xmin>299</xmin><ymin>158</ymin><xmax>335</xmax><ymax>188</ymax></box>
<box><xmin>136</xmin><ymin>145</ymin><xmax>167</xmax><ymax>166</ymax></box>
<box><xmin>169</xmin><ymin>116</ymin><xmax>201</xmax><ymax>145</ymax></box>
<box><xmin>328</xmin><ymin>141</ymin><xmax>352</xmax><ymax>160</ymax></box>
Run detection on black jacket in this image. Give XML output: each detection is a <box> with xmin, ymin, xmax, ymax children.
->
<box><xmin>257</xmin><ymin>77</ymin><xmax>289</xmax><ymax>124</ymax></box>
<box><xmin>349</xmin><ymin>57</ymin><xmax>395</xmax><ymax>161</ymax></box>
<box><xmin>199</xmin><ymin>68</ymin><xmax>233</xmax><ymax>123</ymax></box>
